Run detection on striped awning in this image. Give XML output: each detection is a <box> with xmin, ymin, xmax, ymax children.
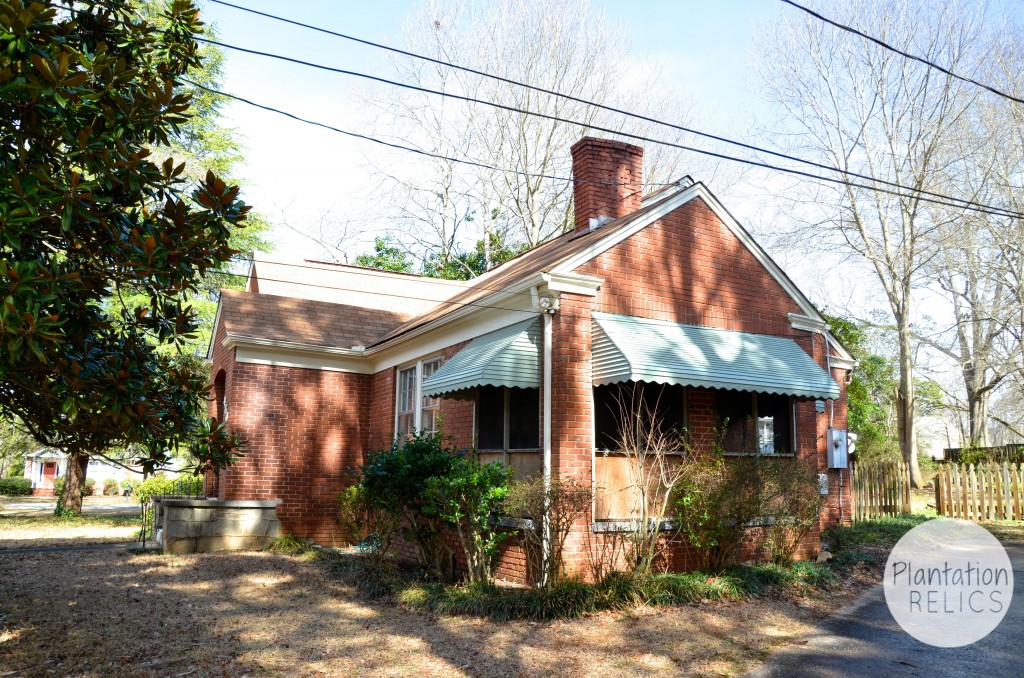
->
<box><xmin>592</xmin><ymin>312</ymin><xmax>840</xmax><ymax>399</ymax></box>
<box><xmin>422</xmin><ymin>317</ymin><xmax>541</xmax><ymax>397</ymax></box>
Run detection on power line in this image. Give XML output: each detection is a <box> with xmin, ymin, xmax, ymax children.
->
<box><xmin>779</xmin><ymin>0</ymin><xmax>1024</xmax><ymax>107</ymax></box>
<box><xmin>203</xmin><ymin>1</ymin><xmax>1024</xmax><ymax>219</ymax></box>
<box><xmin>188</xmin><ymin>75</ymin><xmax>1024</xmax><ymax>222</ymax></box>
<box><xmin>182</xmin><ymin>78</ymin><xmax>672</xmax><ymax>191</ymax></box>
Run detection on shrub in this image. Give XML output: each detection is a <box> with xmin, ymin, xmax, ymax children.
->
<box><xmin>135</xmin><ymin>474</ymin><xmax>203</xmax><ymax>504</ymax></box>
<box><xmin>84</xmin><ymin>478</ymin><xmax>96</xmax><ymax>496</ymax></box>
<box><xmin>102</xmin><ymin>478</ymin><xmax>120</xmax><ymax>496</ymax></box>
<box><xmin>674</xmin><ymin>454</ymin><xmax>760</xmax><ymax>570</ymax></box>
<box><xmin>503</xmin><ymin>474</ymin><xmax>593</xmax><ymax>587</ymax></box>
<box><xmin>0</xmin><ymin>477</ymin><xmax>32</xmax><ymax>496</ymax></box>
<box><xmin>760</xmin><ymin>459</ymin><xmax>826</xmax><ymax>565</ymax></box>
<box><xmin>337</xmin><ymin>483</ymin><xmax>402</xmax><ymax>566</ymax></box>
<box><xmin>423</xmin><ymin>456</ymin><xmax>512</xmax><ymax>585</ymax></box>
<box><xmin>359</xmin><ymin>432</ymin><xmax>462</xmax><ymax>582</ymax></box>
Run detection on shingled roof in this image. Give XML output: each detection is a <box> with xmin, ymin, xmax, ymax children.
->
<box><xmin>218</xmin><ymin>289</ymin><xmax>414</xmax><ymax>350</ymax></box>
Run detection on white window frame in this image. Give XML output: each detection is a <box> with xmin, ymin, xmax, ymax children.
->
<box><xmin>395</xmin><ymin>356</ymin><xmax>442</xmax><ymax>437</ymax></box>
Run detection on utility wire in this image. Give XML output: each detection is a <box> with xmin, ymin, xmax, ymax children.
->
<box><xmin>204</xmin><ymin>1</ymin><xmax>1024</xmax><ymax>217</ymax></box>
<box><xmin>779</xmin><ymin>0</ymin><xmax>1024</xmax><ymax>107</ymax></box>
<box><xmin>187</xmin><ymin>73</ymin><xmax>1024</xmax><ymax>222</ymax></box>
<box><xmin>182</xmin><ymin>78</ymin><xmax>672</xmax><ymax>190</ymax></box>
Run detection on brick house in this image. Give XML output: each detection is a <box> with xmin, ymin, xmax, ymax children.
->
<box><xmin>207</xmin><ymin>136</ymin><xmax>855</xmax><ymax>579</ymax></box>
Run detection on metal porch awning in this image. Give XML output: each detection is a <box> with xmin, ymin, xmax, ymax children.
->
<box><xmin>592</xmin><ymin>312</ymin><xmax>840</xmax><ymax>399</ymax></box>
<box><xmin>422</xmin><ymin>317</ymin><xmax>541</xmax><ymax>397</ymax></box>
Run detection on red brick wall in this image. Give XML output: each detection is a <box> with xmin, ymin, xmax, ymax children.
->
<box><xmin>576</xmin><ymin>197</ymin><xmax>803</xmax><ymax>336</ymax></box>
<box><xmin>208</xmin><ymin>306</ymin><xmax>372</xmax><ymax>544</ymax></box>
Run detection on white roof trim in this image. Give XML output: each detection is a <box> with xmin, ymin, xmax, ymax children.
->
<box><xmin>223</xmin><ymin>334</ymin><xmax>368</xmax><ymax>357</ymax></box>
<box><xmin>542</xmin><ymin>272</ymin><xmax>602</xmax><ymax>296</ymax></box>
<box><xmin>789</xmin><ymin>313</ymin><xmax>828</xmax><ymax>333</ymax></box>
<box><xmin>206</xmin><ymin>298</ymin><xmax>224</xmax><ymax>361</ymax></box>
<box><xmin>552</xmin><ymin>182</ymin><xmax>856</xmax><ymax>366</ymax></box>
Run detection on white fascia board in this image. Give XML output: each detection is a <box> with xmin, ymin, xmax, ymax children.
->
<box><xmin>234</xmin><ymin>344</ymin><xmax>372</xmax><ymax>374</ymax></box>
<box><xmin>552</xmin><ymin>185</ymin><xmax>702</xmax><ymax>274</ymax></box>
<box><xmin>206</xmin><ymin>299</ymin><xmax>224</xmax><ymax>361</ymax></box>
<box><xmin>223</xmin><ymin>334</ymin><xmax>367</xmax><ymax>357</ymax></box>
<box><xmin>542</xmin><ymin>272</ymin><xmax>603</xmax><ymax>296</ymax></box>
<box><xmin>826</xmin><ymin>334</ymin><xmax>858</xmax><ymax>369</ymax></box>
<box><xmin>370</xmin><ymin>300</ymin><xmax>540</xmax><ymax>372</ymax></box>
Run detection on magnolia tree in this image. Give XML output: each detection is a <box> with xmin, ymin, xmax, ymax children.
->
<box><xmin>0</xmin><ymin>0</ymin><xmax>247</xmax><ymax>513</ymax></box>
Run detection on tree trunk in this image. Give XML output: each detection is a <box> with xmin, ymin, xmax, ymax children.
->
<box><xmin>62</xmin><ymin>453</ymin><xmax>89</xmax><ymax>515</ymax></box>
<box><xmin>895</xmin><ymin>320</ymin><xmax>924</xmax><ymax>488</ymax></box>
<box><xmin>968</xmin><ymin>389</ymin><xmax>990</xmax><ymax>447</ymax></box>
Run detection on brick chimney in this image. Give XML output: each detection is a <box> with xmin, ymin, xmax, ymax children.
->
<box><xmin>570</xmin><ymin>137</ymin><xmax>643</xmax><ymax>235</ymax></box>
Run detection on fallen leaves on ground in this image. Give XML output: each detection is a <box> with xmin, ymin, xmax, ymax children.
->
<box><xmin>0</xmin><ymin>549</ymin><xmax>877</xmax><ymax>677</ymax></box>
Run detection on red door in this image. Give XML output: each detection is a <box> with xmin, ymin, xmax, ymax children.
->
<box><xmin>42</xmin><ymin>462</ymin><xmax>57</xmax><ymax>488</ymax></box>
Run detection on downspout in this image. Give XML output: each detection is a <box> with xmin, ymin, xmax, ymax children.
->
<box><xmin>821</xmin><ymin>329</ymin><xmax>843</xmax><ymax>524</ymax></box>
<box><xmin>542</xmin><ymin>311</ymin><xmax>553</xmax><ymax>586</ymax></box>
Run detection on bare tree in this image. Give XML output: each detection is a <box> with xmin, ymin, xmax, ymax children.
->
<box><xmin>755</xmin><ymin>0</ymin><xmax>993</xmax><ymax>486</ymax></box>
<box><xmin>362</xmin><ymin>0</ymin><xmax>710</xmax><ymax>270</ymax></box>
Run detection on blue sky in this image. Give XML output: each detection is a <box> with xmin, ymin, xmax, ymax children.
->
<box><xmin>200</xmin><ymin>0</ymin><xmax>781</xmax><ymax>261</ymax></box>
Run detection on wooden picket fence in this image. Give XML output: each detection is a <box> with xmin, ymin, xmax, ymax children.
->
<box><xmin>851</xmin><ymin>461</ymin><xmax>911</xmax><ymax>522</ymax></box>
<box><xmin>935</xmin><ymin>462</ymin><xmax>1024</xmax><ymax>522</ymax></box>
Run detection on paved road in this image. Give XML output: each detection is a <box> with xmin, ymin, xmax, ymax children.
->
<box><xmin>0</xmin><ymin>497</ymin><xmax>141</xmax><ymax>517</ymax></box>
<box><xmin>747</xmin><ymin>541</ymin><xmax>1024</xmax><ymax>678</ymax></box>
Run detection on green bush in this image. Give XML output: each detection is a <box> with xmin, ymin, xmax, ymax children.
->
<box><xmin>760</xmin><ymin>459</ymin><xmax>826</xmax><ymax>565</ymax></box>
<box><xmin>84</xmin><ymin>478</ymin><xmax>96</xmax><ymax>496</ymax></box>
<box><xmin>674</xmin><ymin>454</ymin><xmax>763</xmax><ymax>570</ymax></box>
<box><xmin>0</xmin><ymin>477</ymin><xmax>32</xmax><ymax>496</ymax></box>
<box><xmin>135</xmin><ymin>474</ymin><xmax>203</xmax><ymax>504</ymax></box>
<box><xmin>102</xmin><ymin>478</ymin><xmax>120</xmax><ymax>496</ymax></box>
<box><xmin>423</xmin><ymin>456</ymin><xmax>512</xmax><ymax>585</ymax></box>
<box><xmin>358</xmin><ymin>432</ymin><xmax>462</xmax><ymax>582</ymax></box>
<box><xmin>53</xmin><ymin>476</ymin><xmax>67</xmax><ymax>498</ymax></box>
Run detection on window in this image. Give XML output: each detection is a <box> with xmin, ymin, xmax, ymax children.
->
<box><xmin>396</xmin><ymin>358</ymin><xmax>442</xmax><ymax>438</ymax></box>
<box><xmin>477</xmin><ymin>386</ymin><xmax>540</xmax><ymax>451</ymax></box>
<box><xmin>717</xmin><ymin>391</ymin><xmax>793</xmax><ymax>455</ymax></box>
<box><xmin>593</xmin><ymin>382</ymin><xmax>687</xmax><ymax>452</ymax></box>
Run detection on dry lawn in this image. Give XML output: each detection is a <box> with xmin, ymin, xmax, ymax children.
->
<box><xmin>0</xmin><ymin>548</ymin><xmax>871</xmax><ymax>678</ymax></box>
<box><xmin>0</xmin><ymin>515</ymin><xmax>141</xmax><ymax>550</ymax></box>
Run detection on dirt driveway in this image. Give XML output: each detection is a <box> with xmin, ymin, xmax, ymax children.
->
<box><xmin>0</xmin><ymin>548</ymin><xmax>857</xmax><ymax>677</ymax></box>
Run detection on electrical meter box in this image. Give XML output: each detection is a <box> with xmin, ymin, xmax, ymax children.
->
<box><xmin>827</xmin><ymin>428</ymin><xmax>849</xmax><ymax>468</ymax></box>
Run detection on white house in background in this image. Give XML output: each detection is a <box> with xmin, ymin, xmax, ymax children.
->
<box><xmin>23</xmin><ymin>448</ymin><xmax>65</xmax><ymax>495</ymax></box>
<box><xmin>917</xmin><ymin>415</ymin><xmax>962</xmax><ymax>460</ymax></box>
<box><xmin>23</xmin><ymin>449</ymin><xmax>185</xmax><ymax>496</ymax></box>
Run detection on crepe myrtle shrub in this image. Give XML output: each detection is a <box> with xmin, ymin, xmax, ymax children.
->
<box><xmin>423</xmin><ymin>456</ymin><xmax>512</xmax><ymax>586</ymax></box>
<box><xmin>759</xmin><ymin>458</ymin><xmax>825</xmax><ymax>565</ymax></box>
<box><xmin>0</xmin><ymin>0</ymin><xmax>248</xmax><ymax>515</ymax></box>
<box><xmin>502</xmin><ymin>474</ymin><xmax>593</xmax><ymax>587</ymax></box>
<box><xmin>673</xmin><ymin>450</ymin><xmax>766</xmax><ymax>571</ymax></box>
<box><xmin>358</xmin><ymin>432</ymin><xmax>461</xmax><ymax>582</ymax></box>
